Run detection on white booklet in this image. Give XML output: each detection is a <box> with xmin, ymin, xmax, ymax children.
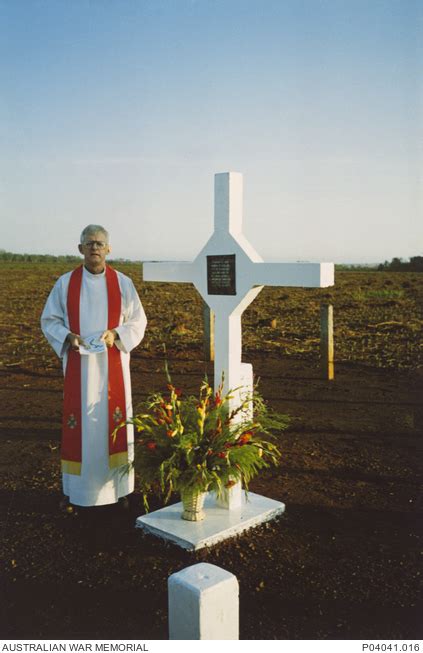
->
<box><xmin>79</xmin><ymin>334</ymin><xmax>107</xmax><ymax>355</ymax></box>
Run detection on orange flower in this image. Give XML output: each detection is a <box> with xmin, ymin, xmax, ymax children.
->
<box><xmin>238</xmin><ymin>432</ymin><xmax>252</xmax><ymax>446</ymax></box>
<box><xmin>166</xmin><ymin>429</ymin><xmax>177</xmax><ymax>438</ymax></box>
<box><xmin>225</xmin><ymin>480</ymin><xmax>236</xmax><ymax>488</ymax></box>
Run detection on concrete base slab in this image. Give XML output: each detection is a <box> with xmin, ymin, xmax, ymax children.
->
<box><xmin>135</xmin><ymin>492</ymin><xmax>285</xmax><ymax>551</ymax></box>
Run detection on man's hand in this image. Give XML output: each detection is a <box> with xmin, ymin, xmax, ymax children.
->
<box><xmin>101</xmin><ymin>329</ymin><xmax>119</xmax><ymax>348</ymax></box>
<box><xmin>67</xmin><ymin>333</ymin><xmax>85</xmax><ymax>351</ymax></box>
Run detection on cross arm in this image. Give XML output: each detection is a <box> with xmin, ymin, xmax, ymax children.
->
<box><xmin>252</xmin><ymin>262</ymin><xmax>334</xmax><ymax>288</ymax></box>
<box><xmin>143</xmin><ymin>261</ymin><xmax>194</xmax><ymax>283</ymax></box>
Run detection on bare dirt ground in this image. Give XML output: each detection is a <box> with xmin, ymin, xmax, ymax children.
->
<box><xmin>0</xmin><ymin>262</ymin><xmax>422</xmax><ymax>640</ymax></box>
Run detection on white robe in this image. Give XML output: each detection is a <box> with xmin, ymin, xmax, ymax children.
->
<box><xmin>41</xmin><ymin>266</ymin><xmax>147</xmax><ymax>506</ymax></box>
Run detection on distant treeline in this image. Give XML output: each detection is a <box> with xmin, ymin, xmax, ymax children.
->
<box><xmin>335</xmin><ymin>264</ymin><xmax>378</xmax><ymax>271</ymax></box>
<box><xmin>0</xmin><ymin>250</ymin><xmax>137</xmax><ymax>264</ymax></box>
<box><xmin>337</xmin><ymin>257</ymin><xmax>423</xmax><ymax>272</ymax></box>
<box><xmin>0</xmin><ymin>250</ymin><xmax>421</xmax><ymax>271</ymax></box>
<box><xmin>377</xmin><ymin>256</ymin><xmax>423</xmax><ymax>272</ymax></box>
<box><xmin>0</xmin><ymin>250</ymin><xmax>81</xmax><ymax>263</ymax></box>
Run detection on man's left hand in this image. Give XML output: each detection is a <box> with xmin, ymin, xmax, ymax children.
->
<box><xmin>101</xmin><ymin>329</ymin><xmax>119</xmax><ymax>348</ymax></box>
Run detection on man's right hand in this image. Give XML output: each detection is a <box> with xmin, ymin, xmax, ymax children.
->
<box><xmin>66</xmin><ymin>333</ymin><xmax>85</xmax><ymax>351</ymax></box>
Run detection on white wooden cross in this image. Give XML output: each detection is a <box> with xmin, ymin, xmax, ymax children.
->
<box><xmin>144</xmin><ymin>171</ymin><xmax>334</xmax><ymax>391</ymax></box>
<box><xmin>143</xmin><ymin>171</ymin><xmax>334</xmax><ymax>509</ymax></box>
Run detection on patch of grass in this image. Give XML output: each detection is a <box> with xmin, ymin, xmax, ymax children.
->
<box><xmin>351</xmin><ymin>288</ymin><xmax>405</xmax><ymax>301</ymax></box>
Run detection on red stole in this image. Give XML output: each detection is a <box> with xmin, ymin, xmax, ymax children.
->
<box><xmin>61</xmin><ymin>265</ymin><xmax>128</xmax><ymax>475</ymax></box>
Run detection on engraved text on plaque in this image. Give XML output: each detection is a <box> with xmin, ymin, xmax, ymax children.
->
<box><xmin>207</xmin><ymin>254</ymin><xmax>236</xmax><ymax>295</ymax></box>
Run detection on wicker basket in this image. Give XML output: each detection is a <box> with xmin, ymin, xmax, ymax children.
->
<box><xmin>180</xmin><ymin>488</ymin><xmax>207</xmax><ymax>521</ymax></box>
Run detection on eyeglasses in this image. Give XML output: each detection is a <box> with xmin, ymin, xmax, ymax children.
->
<box><xmin>82</xmin><ymin>240</ymin><xmax>108</xmax><ymax>249</ymax></box>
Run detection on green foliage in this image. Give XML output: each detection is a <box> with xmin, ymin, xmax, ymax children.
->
<box><xmin>114</xmin><ymin>377</ymin><xmax>288</xmax><ymax>511</ymax></box>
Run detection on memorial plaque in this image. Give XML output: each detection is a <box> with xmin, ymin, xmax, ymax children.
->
<box><xmin>207</xmin><ymin>254</ymin><xmax>236</xmax><ymax>295</ymax></box>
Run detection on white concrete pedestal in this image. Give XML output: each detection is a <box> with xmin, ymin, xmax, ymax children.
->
<box><xmin>135</xmin><ymin>492</ymin><xmax>285</xmax><ymax>551</ymax></box>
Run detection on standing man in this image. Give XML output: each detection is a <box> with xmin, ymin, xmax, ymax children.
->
<box><xmin>41</xmin><ymin>225</ymin><xmax>147</xmax><ymax>510</ymax></box>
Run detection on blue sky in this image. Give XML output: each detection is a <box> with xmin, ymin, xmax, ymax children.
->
<box><xmin>1</xmin><ymin>0</ymin><xmax>421</xmax><ymax>262</ymax></box>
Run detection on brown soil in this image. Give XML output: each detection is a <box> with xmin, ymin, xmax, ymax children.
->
<box><xmin>0</xmin><ymin>263</ymin><xmax>422</xmax><ymax>640</ymax></box>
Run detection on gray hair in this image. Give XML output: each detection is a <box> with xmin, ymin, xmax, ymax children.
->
<box><xmin>80</xmin><ymin>225</ymin><xmax>109</xmax><ymax>244</ymax></box>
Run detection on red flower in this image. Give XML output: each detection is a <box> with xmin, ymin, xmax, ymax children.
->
<box><xmin>217</xmin><ymin>452</ymin><xmax>227</xmax><ymax>459</ymax></box>
<box><xmin>214</xmin><ymin>393</ymin><xmax>222</xmax><ymax>407</ymax></box>
<box><xmin>225</xmin><ymin>480</ymin><xmax>236</xmax><ymax>488</ymax></box>
<box><xmin>175</xmin><ymin>388</ymin><xmax>183</xmax><ymax>397</ymax></box>
<box><xmin>146</xmin><ymin>441</ymin><xmax>157</xmax><ymax>451</ymax></box>
<box><xmin>206</xmin><ymin>449</ymin><xmax>213</xmax><ymax>456</ymax></box>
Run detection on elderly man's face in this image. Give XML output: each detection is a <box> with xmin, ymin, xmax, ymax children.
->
<box><xmin>78</xmin><ymin>232</ymin><xmax>111</xmax><ymax>270</ymax></box>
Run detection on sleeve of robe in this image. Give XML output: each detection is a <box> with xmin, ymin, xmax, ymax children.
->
<box><xmin>40</xmin><ymin>275</ymin><xmax>71</xmax><ymax>359</ymax></box>
<box><xmin>114</xmin><ymin>274</ymin><xmax>147</xmax><ymax>354</ymax></box>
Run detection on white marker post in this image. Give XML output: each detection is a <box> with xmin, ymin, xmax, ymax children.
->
<box><xmin>168</xmin><ymin>563</ymin><xmax>239</xmax><ymax>640</ymax></box>
<box><xmin>136</xmin><ymin>172</ymin><xmax>334</xmax><ymax>548</ymax></box>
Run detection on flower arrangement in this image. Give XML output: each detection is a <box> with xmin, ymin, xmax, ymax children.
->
<box><xmin>115</xmin><ymin>374</ymin><xmax>289</xmax><ymax>512</ymax></box>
